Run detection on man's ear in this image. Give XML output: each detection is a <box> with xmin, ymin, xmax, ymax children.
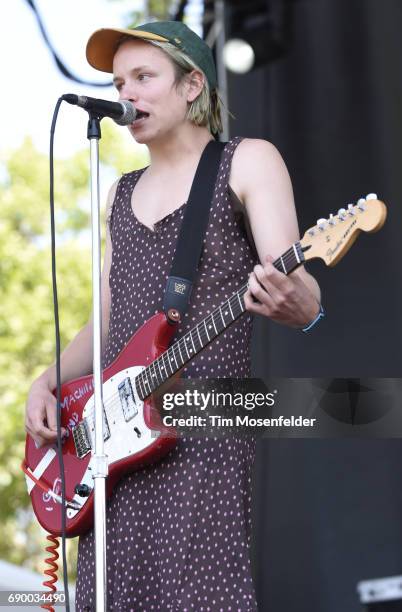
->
<box><xmin>186</xmin><ymin>70</ymin><xmax>205</xmax><ymax>102</ymax></box>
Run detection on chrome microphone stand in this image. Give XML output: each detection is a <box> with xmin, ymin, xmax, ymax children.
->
<box><xmin>87</xmin><ymin>113</ymin><xmax>108</xmax><ymax>612</ymax></box>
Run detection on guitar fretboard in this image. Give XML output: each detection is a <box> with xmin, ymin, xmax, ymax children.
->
<box><xmin>135</xmin><ymin>241</ymin><xmax>305</xmax><ymax>400</ymax></box>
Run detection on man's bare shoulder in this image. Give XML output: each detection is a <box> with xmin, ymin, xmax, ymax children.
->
<box><xmin>105</xmin><ymin>177</ymin><xmax>121</xmax><ymax>218</ymax></box>
<box><xmin>230</xmin><ymin>138</ymin><xmax>288</xmax><ymax>204</ymax></box>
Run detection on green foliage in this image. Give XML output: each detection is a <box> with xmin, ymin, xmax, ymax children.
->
<box><xmin>0</xmin><ymin>122</ymin><xmax>148</xmax><ymax>578</ymax></box>
<box><xmin>108</xmin><ymin>0</ymin><xmax>178</xmax><ymax>25</ymax></box>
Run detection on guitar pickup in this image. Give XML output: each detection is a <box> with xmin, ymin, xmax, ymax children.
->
<box><xmin>73</xmin><ymin>420</ymin><xmax>92</xmax><ymax>459</ymax></box>
<box><xmin>118</xmin><ymin>377</ymin><xmax>138</xmax><ymax>422</ymax></box>
<box><xmin>87</xmin><ymin>409</ymin><xmax>111</xmax><ymax>443</ymax></box>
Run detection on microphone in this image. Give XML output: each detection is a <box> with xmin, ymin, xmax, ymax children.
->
<box><xmin>62</xmin><ymin>93</ymin><xmax>136</xmax><ymax>126</ymax></box>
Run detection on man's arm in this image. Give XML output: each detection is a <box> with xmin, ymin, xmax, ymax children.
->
<box><xmin>230</xmin><ymin>138</ymin><xmax>321</xmax><ymax>328</ymax></box>
<box><xmin>25</xmin><ymin>180</ymin><xmax>118</xmax><ymax>447</ymax></box>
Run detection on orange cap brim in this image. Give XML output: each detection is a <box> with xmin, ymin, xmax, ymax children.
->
<box><xmin>86</xmin><ymin>28</ymin><xmax>170</xmax><ymax>73</ymax></box>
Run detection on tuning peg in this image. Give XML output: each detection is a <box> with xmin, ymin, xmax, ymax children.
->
<box><xmin>316</xmin><ymin>218</ymin><xmax>328</xmax><ymax>231</ymax></box>
<box><xmin>338</xmin><ymin>208</ymin><xmax>347</xmax><ymax>220</ymax></box>
<box><xmin>366</xmin><ymin>193</ymin><xmax>377</xmax><ymax>200</ymax></box>
<box><xmin>357</xmin><ymin>198</ymin><xmax>366</xmax><ymax>211</ymax></box>
<box><xmin>347</xmin><ymin>204</ymin><xmax>356</xmax><ymax>215</ymax></box>
<box><xmin>328</xmin><ymin>213</ymin><xmax>336</xmax><ymax>225</ymax></box>
<box><xmin>308</xmin><ymin>228</ymin><xmax>316</xmax><ymax>236</ymax></box>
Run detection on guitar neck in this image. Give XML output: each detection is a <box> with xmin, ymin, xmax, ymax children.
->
<box><xmin>135</xmin><ymin>242</ymin><xmax>305</xmax><ymax>399</ymax></box>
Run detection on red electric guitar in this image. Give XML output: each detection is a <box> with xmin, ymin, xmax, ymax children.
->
<box><xmin>23</xmin><ymin>194</ymin><xmax>387</xmax><ymax>537</ymax></box>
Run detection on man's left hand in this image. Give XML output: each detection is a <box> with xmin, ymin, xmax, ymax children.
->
<box><xmin>244</xmin><ymin>255</ymin><xmax>320</xmax><ymax>328</ymax></box>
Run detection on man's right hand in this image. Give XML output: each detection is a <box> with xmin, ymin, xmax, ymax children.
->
<box><xmin>25</xmin><ymin>378</ymin><xmax>66</xmax><ymax>448</ymax></box>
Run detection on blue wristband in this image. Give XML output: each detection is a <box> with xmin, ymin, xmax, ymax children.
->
<box><xmin>301</xmin><ymin>304</ymin><xmax>325</xmax><ymax>333</ymax></box>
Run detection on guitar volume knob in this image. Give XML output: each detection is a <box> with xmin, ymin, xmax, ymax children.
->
<box><xmin>75</xmin><ymin>483</ymin><xmax>92</xmax><ymax>497</ymax></box>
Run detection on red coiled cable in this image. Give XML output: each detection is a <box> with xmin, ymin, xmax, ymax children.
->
<box><xmin>41</xmin><ymin>534</ymin><xmax>59</xmax><ymax>612</ymax></box>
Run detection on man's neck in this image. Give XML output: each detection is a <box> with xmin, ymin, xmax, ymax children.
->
<box><xmin>146</xmin><ymin>124</ymin><xmax>215</xmax><ymax>174</ymax></box>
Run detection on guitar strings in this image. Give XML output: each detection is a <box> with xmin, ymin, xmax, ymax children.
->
<box><xmin>136</xmin><ymin>243</ymin><xmax>300</xmax><ymax>394</ymax></box>
<box><xmin>84</xmin><ymin>284</ymin><xmax>249</xmax><ymax>427</ymax></box>
<box><xmin>78</xmin><ymin>244</ymin><xmax>302</xmax><ymax>429</ymax></box>
<box><xmin>84</xmin><ymin>245</ymin><xmax>299</xmax><ymax>417</ymax></box>
<box><xmin>85</xmin><ymin>284</ymin><xmax>248</xmax><ymax>425</ymax></box>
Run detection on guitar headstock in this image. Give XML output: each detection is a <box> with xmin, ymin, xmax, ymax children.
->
<box><xmin>300</xmin><ymin>194</ymin><xmax>387</xmax><ymax>267</ymax></box>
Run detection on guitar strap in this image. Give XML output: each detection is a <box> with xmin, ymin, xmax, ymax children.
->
<box><xmin>163</xmin><ymin>139</ymin><xmax>226</xmax><ymax>321</ymax></box>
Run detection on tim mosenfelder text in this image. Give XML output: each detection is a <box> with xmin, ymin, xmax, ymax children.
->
<box><xmin>161</xmin><ymin>388</ymin><xmax>316</xmax><ymax>428</ymax></box>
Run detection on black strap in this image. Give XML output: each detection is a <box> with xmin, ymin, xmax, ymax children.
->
<box><xmin>163</xmin><ymin>140</ymin><xmax>226</xmax><ymax>319</ymax></box>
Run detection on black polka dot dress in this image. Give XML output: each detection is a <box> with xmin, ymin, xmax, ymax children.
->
<box><xmin>75</xmin><ymin>138</ymin><xmax>259</xmax><ymax>611</ymax></box>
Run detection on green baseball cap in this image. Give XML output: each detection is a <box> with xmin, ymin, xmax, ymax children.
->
<box><xmin>86</xmin><ymin>20</ymin><xmax>217</xmax><ymax>90</ymax></box>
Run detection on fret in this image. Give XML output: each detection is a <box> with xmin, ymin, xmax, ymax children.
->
<box><xmin>283</xmin><ymin>247</ymin><xmax>301</xmax><ymax>275</ymax></box>
<box><xmin>183</xmin><ymin>337</ymin><xmax>190</xmax><ymax>359</ymax></box>
<box><xmin>222</xmin><ymin>306</ymin><xmax>231</xmax><ymax>326</ymax></box>
<box><xmin>170</xmin><ymin>347</ymin><xmax>179</xmax><ymax>370</ymax></box>
<box><xmin>189</xmin><ymin>333</ymin><xmax>197</xmax><ymax>353</ymax></box>
<box><xmin>196</xmin><ymin>325</ymin><xmax>203</xmax><ymax>349</ymax></box>
<box><xmin>280</xmin><ymin>255</ymin><xmax>287</xmax><ymax>274</ymax></box>
<box><xmin>138</xmin><ymin>371</ymin><xmax>148</xmax><ymax>399</ymax></box>
<box><xmin>144</xmin><ymin>368</ymin><xmax>152</xmax><ymax>392</ymax></box>
<box><xmin>156</xmin><ymin>357</ymin><xmax>164</xmax><ymax>379</ymax></box>
<box><xmin>163</xmin><ymin>351</ymin><xmax>173</xmax><ymax>378</ymax></box>
<box><xmin>137</xmin><ymin>280</ymin><xmax>257</xmax><ymax>398</ymax></box>
<box><xmin>177</xmin><ymin>341</ymin><xmax>185</xmax><ymax>365</ymax></box>
<box><xmin>204</xmin><ymin>320</ymin><xmax>210</xmax><ymax>342</ymax></box>
<box><xmin>216</xmin><ymin>311</ymin><xmax>225</xmax><ymax>334</ymax></box>
<box><xmin>293</xmin><ymin>243</ymin><xmax>301</xmax><ymax>265</ymax></box>
<box><xmin>147</xmin><ymin>364</ymin><xmax>155</xmax><ymax>389</ymax></box>
<box><xmin>166</xmin><ymin>349</ymin><xmax>175</xmax><ymax>374</ymax></box>
<box><xmin>159</xmin><ymin>354</ymin><xmax>168</xmax><ymax>380</ymax></box>
<box><xmin>136</xmin><ymin>375</ymin><xmax>145</xmax><ymax>400</ymax></box>
<box><xmin>159</xmin><ymin>353</ymin><xmax>166</xmax><ymax>376</ymax></box>
<box><xmin>219</xmin><ymin>306</ymin><xmax>225</xmax><ymax>327</ymax></box>
<box><xmin>185</xmin><ymin>335</ymin><xmax>194</xmax><ymax>356</ymax></box>
<box><xmin>150</xmin><ymin>361</ymin><xmax>159</xmax><ymax>386</ymax></box>
<box><xmin>297</xmin><ymin>242</ymin><xmax>305</xmax><ymax>264</ymax></box>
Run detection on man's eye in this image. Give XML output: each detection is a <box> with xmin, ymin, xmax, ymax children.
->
<box><xmin>138</xmin><ymin>74</ymin><xmax>150</xmax><ymax>81</ymax></box>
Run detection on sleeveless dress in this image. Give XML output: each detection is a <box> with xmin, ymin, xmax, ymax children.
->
<box><xmin>75</xmin><ymin>137</ymin><xmax>259</xmax><ymax>611</ymax></box>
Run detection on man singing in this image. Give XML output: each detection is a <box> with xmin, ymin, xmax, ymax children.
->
<box><xmin>26</xmin><ymin>20</ymin><xmax>321</xmax><ymax>610</ymax></box>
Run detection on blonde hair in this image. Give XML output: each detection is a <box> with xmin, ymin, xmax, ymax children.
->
<box><xmin>115</xmin><ymin>36</ymin><xmax>223</xmax><ymax>134</ymax></box>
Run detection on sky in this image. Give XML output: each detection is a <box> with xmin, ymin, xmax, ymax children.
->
<box><xmin>0</xmin><ymin>0</ymin><xmax>203</xmax><ymax>158</ymax></box>
<box><xmin>0</xmin><ymin>0</ymin><xmax>141</xmax><ymax>157</ymax></box>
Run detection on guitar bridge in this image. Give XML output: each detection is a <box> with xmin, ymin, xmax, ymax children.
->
<box><xmin>73</xmin><ymin>420</ymin><xmax>92</xmax><ymax>459</ymax></box>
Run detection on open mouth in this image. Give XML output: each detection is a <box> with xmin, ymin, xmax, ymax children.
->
<box><xmin>134</xmin><ymin>110</ymin><xmax>149</xmax><ymax>123</ymax></box>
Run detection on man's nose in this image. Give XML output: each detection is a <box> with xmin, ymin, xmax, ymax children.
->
<box><xmin>119</xmin><ymin>83</ymin><xmax>139</xmax><ymax>102</ymax></box>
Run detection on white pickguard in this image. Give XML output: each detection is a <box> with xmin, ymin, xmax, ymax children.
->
<box><xmin>67</xmin><ymin>365</ymin><xmax>159</xmax><ymax>519</ymax></box>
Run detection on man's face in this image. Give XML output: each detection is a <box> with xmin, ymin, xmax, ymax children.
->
<box><xmin>113</xmin><ymin>39</ymin><xmax>189</xmax><ymax>144</ymax></box>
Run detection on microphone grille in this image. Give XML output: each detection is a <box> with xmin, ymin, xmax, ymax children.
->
<box><xmin>115</xmin><ymin>100</ymin><xmax>136</xmax><ymax>126</ymax></box>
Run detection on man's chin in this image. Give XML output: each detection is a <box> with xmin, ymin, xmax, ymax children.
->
<box><xmin>129</xmin><ymin>127</ymin><xmax>147</xmax><ymax>143</ymax></box>
<box><xmin>129</xmin><ymin>126</ymin><xmax>160</xmax><ymax>146</ymax></box>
